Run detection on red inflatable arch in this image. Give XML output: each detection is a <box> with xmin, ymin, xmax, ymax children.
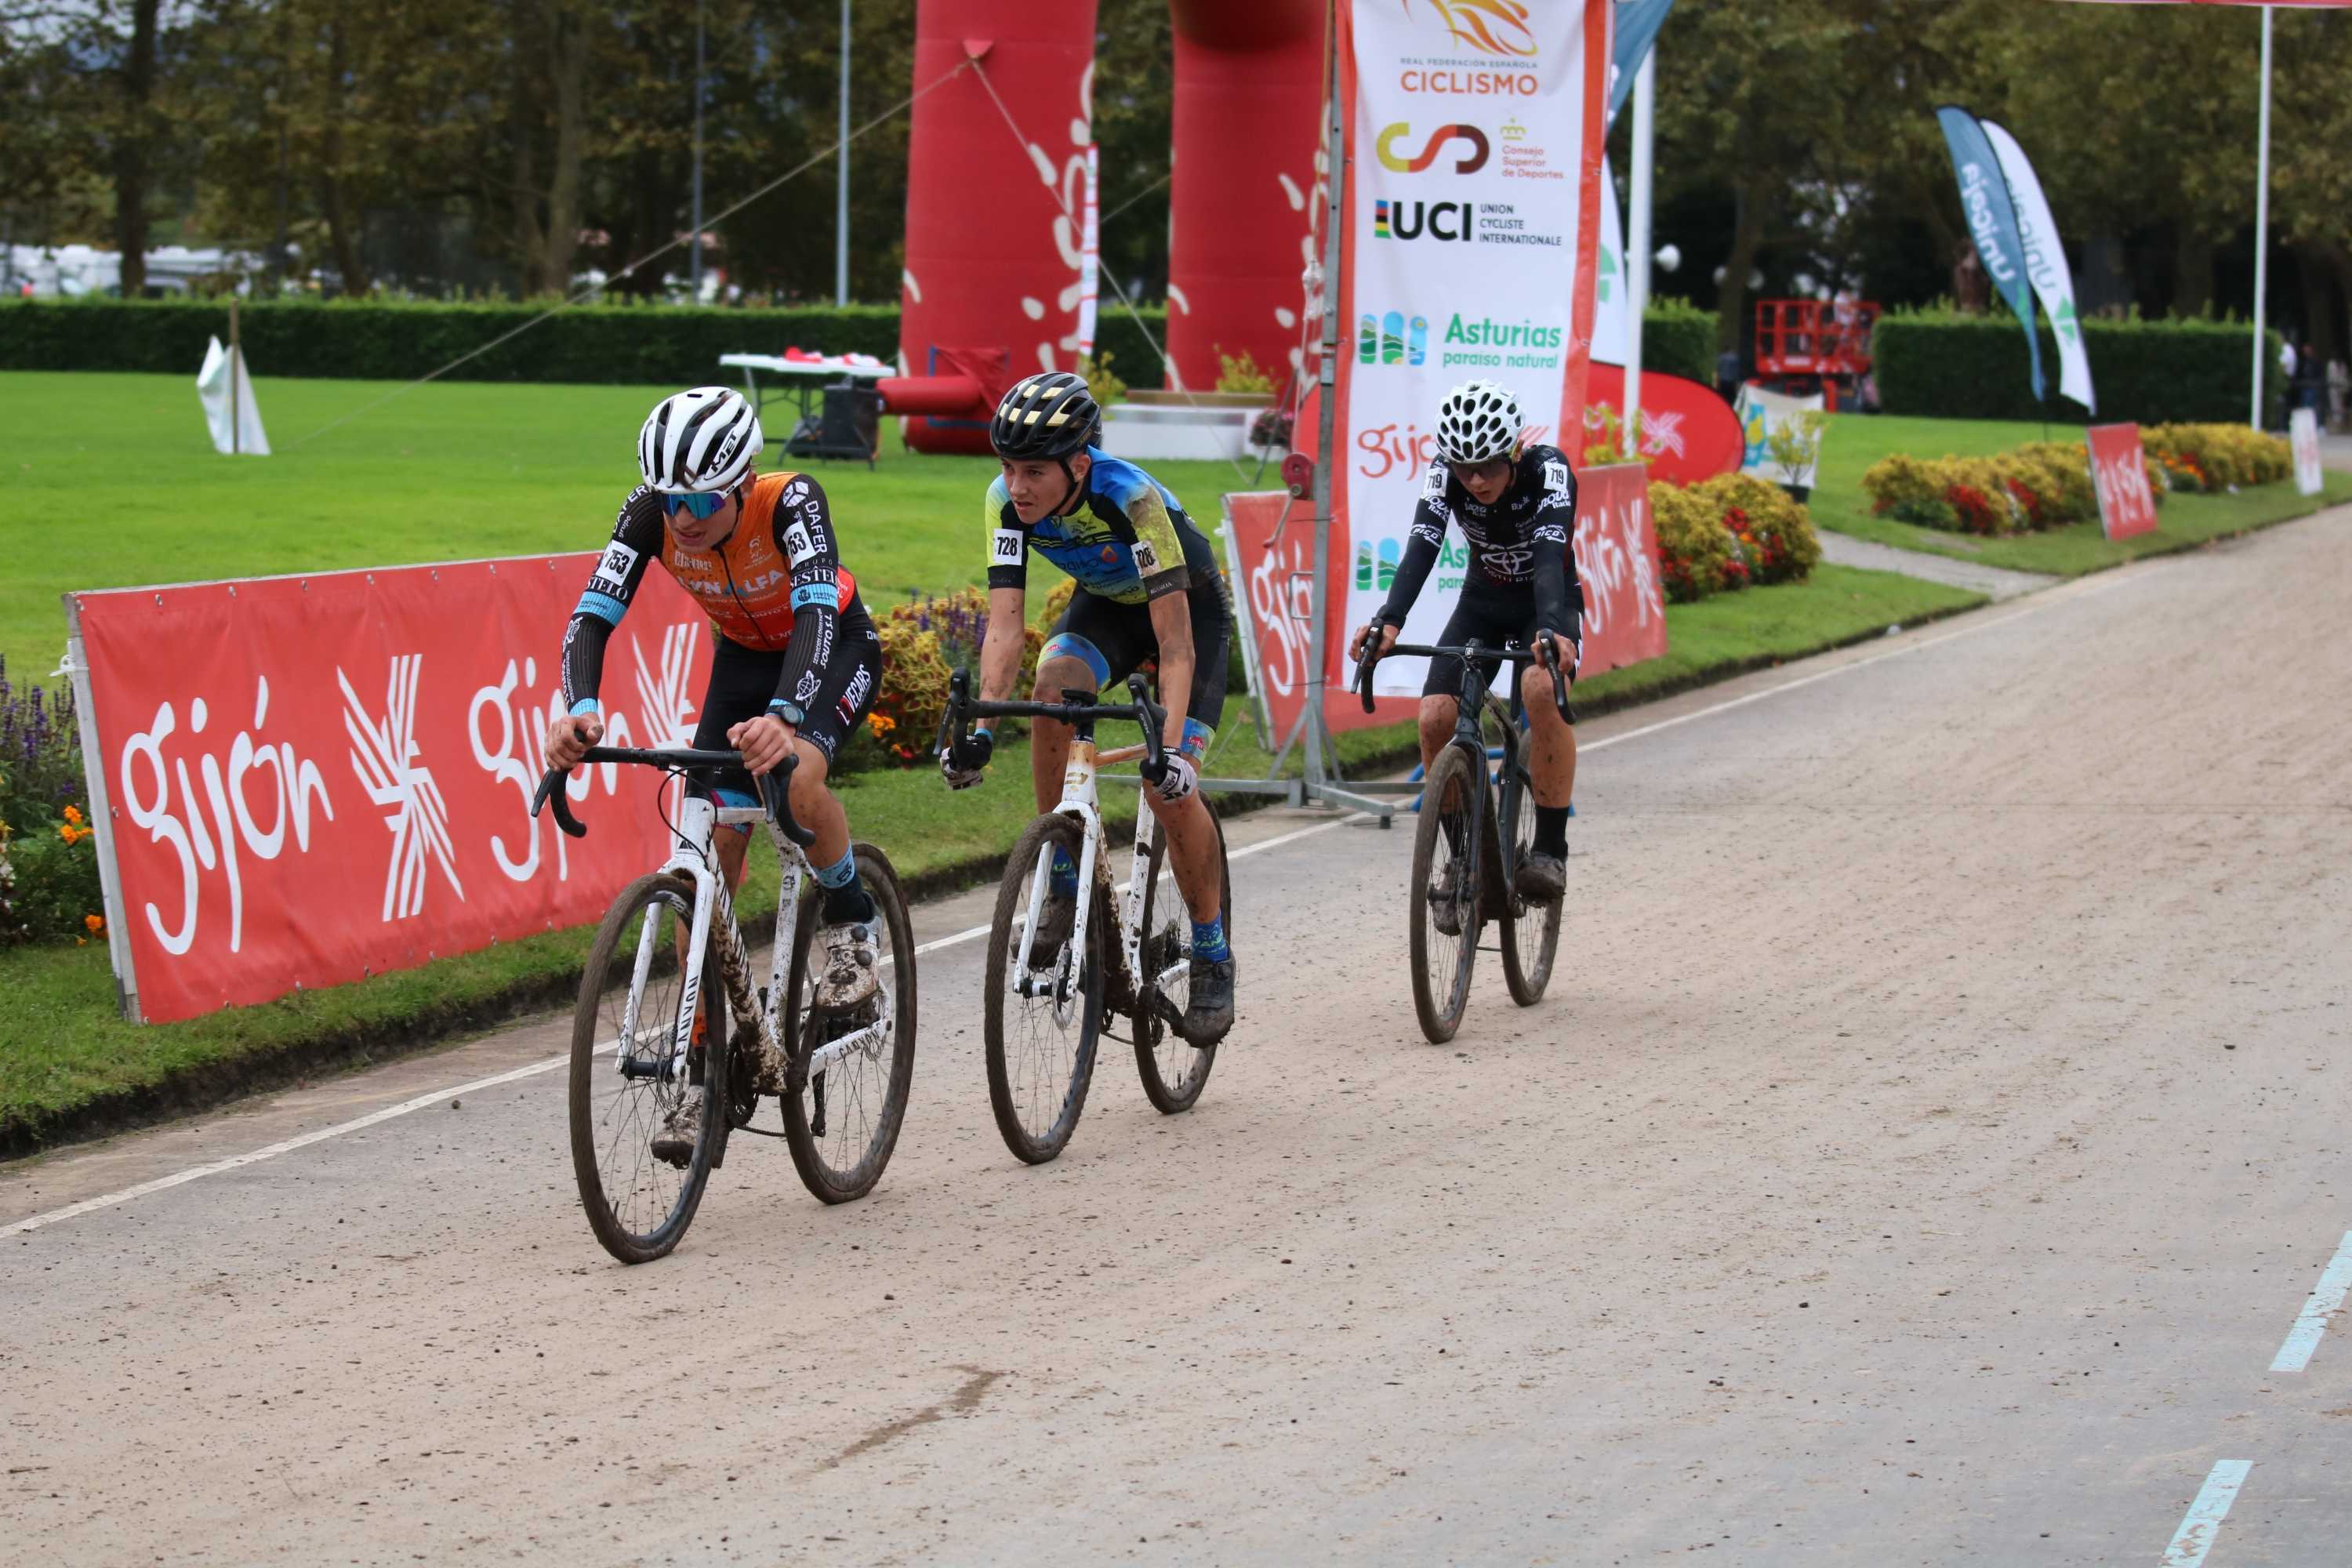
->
<box><xmin>1165</xmin><ymin>0</ymin><xmax>1324</xmax><ymax>394</ymax></box>
<box><xmin>884</xmin><ymin>0</ymin><xmax>1325</xmax><ymax>452</ymax></box>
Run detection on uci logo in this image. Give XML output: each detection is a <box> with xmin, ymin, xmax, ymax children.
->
<box><xmin>1376</xmin><ymin>122</ymin><xmax>1490</xmax><ymax>175</ymax></box>
<box><xmin>1374</xmin><ymin>198</ymin><xmax>1473</xmax><ymax>243</ymax></box>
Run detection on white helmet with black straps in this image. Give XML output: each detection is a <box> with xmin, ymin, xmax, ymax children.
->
<box><xmin>1434</xmin><ymin>379</ymin><xmax>1524</xmax><ymax>465</ymax></box>
<box><xmin>637</xmin><ymin>386</ymin><xmax>763</xmax><ymax>494</ymax></box>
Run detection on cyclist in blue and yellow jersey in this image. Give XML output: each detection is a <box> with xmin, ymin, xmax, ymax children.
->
<box><xmin>543</xmin><ymin>387</ymin><xmax>885</xmax><ymax>1161</ymax></box>
<box><xmin>940</xmin><ymin>371</ymin><xmax>1238</xmax><ymax>1044</ymax></box>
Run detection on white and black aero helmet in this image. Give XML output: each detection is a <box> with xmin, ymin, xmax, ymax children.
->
<box><xmin>637</xmin><ymin>386</ymin><xmax>763</xmax><ymax>493</ymax></box>
<box><xmin>989</xmin><ymin>372</ymin><xmax>1100</xmax><ymax>462</ymax></box>
<box><xmin>1434</xmin><ymin>379</ymin><xmax>1524</xmax><ymax>465</ymax></box>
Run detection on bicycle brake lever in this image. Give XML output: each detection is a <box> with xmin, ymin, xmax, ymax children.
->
<box><xmin>1127</xmin><ymin>673</ymin><xmax>1167</xmax><ymax>779</ymax></box>
<box><xmin>758</xmin><ymin>757</ymin><xmax>817</xmax><ymax>848</ymax></box>
<box><xmin>938</xmin><ymin>666</ymin><xmax>971</xmax><ymax>760</ymax></box>
<box><xmin>532</xmin><ymin>768</ymin><xmax>587</xmax><ymax>839</ymax></box>
<box><xmin>1355</xmin><ymin>642</ymin><xmax>1379</xmax><ymax>713</ymax></box>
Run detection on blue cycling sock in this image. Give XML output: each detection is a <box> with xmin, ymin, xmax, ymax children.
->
<box><xmin>1050</xmin><ymin>844</ymin><xmax>1078</xmax><ymax>895</ymax></box>
<box><xmin>1191</xmin><ymin>915</ymin><xmax>1230</xmax><ymax>964</ymax></box>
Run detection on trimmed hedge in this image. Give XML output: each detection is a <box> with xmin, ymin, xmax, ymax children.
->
<box><xmin>1639</xmin><ymin>296</ymin><xmax>1716</xmax><ymax>387</ymax></box>
<box><xmin>0</xmin><ymin>295</ymin><xmax>1718</xmax><ymax>391</ymax></box>
<box><xmin>1875</xmin><ymin>308</ymin><xmax>2285</xmax><ymax>428</ymax></box>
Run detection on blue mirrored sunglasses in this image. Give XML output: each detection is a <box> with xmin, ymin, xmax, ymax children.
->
<box><xmin>664</xmin><ymin>488</ymin><xmax>728</xmax><ymax>521</ymax></box>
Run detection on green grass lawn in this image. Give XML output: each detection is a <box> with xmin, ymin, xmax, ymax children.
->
<box><xmin>0</xmin><ymin>370</ymin><xmax>1269</xmax><ymax>675</ymax></box>
<box><xmin>0</xmin><ymin>552</ymin><xmax>1977</xmax><ymax>1150</ymax></box>
<box><xmin>1808</xmin><ymin>409</ymin><xmax>2352</xmax><ymax>575</ymax></box>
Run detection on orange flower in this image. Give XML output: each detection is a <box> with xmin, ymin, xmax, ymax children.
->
<box><xmin>64</xmin><ymin>805</ymin><xmax>83</xmax><ymax>825</ymax></box>
<box><xmin>59</xmin><ymin>824</ymin><xmax>77</xmax><ymax>844</ymax></box>
<box><xmin>85</xmin><ymin>913</ymin><xmax>104</xmax><ymax>934</ymax></box>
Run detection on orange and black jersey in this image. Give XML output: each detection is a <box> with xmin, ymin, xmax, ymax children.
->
<box><xmin>561</xmin><ymin>470</ymin><xmax>862</xmax><ymax>717</ymax></box>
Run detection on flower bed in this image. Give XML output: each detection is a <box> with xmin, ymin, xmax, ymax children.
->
<box><xmin>2143</xmin><ymin>423</ymin><xmax>2292</xmax><ymax>493</ymax></box>
<box><xmin>1650</xmin><ymin>473</ymin><xmax>1824</xmax><ymax>603</ymax></box>
<box><xmin>0</xmin><ymin>655</ymin><xmax>103</xmax><ymax>946</ymax></box>
<box><xmin>1860</xmin><ymin>438</ymin><xmax>2166</xmax><ymax>536</ymax></box>
<box><xmin>858</xmin><ymin>582</ymin><xmax>1074</xmax><ymax>768</ymax></box>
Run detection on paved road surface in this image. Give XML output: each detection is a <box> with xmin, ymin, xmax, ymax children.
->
<box><xmin>1813</xmin><ymin>530</ymin><xmax>2054</xmax><ymax>602</ymax></box>
<box><xmin>6</xmin><ymin>513</ymin><xmax>2350</xmax><ymax>1566</ymax></box>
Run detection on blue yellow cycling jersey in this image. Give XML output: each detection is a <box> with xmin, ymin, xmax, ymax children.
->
<box><xmin>983</xmin><ymin>448</ymin><xmax>1210</xmax><ymax>605</ymax></box>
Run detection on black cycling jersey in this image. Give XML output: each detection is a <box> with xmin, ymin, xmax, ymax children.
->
<box><xmin>1374</xmin><ymin>443</ymin><xmax>1582</xmax><ymax>644</ymax></box>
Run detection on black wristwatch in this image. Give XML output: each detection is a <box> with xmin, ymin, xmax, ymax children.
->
<box><xmin>768</xmin><ymin>699</ymin><xmax>806</xmax><ymax>728</ymax></box>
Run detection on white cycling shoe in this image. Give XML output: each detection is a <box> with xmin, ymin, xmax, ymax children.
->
<box><xmin>814</xmin><ymin>916</ymin><xmax>882</xmax><ymax>1011</ymax></box>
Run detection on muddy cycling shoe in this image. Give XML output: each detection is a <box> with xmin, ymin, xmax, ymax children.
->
<box><xmin>1182</xmin><ymin>954</ymin><xmax>1237</xmax><ymax>1044</ymax></box>
<box><xmin>814</xmin><ymin>916</ymin><xmax>882</xmax><ymax>1011</ymax></box>
<box><xmin>1514</xmin><ymin>850</ymin><xmax>1566</xmax><ymax>905</ymax></box>
<box><xmin>651</xmin><ymin>1096</ymin><xmax>702</xmax><ymax>1169</ymax></box>
<box><xmin>1027</xmin><ymin>887</ymin><xmax>1077</xmax><ymax>970</ymax></box>
<box><xmin>1427</xmin><ymin>859</ymin><xmax>1467</xmax><ymax>937</ymax></box>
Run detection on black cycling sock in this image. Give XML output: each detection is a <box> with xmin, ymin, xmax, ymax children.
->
<box><xmin>822</xmin><ymin>879</ymin><xmax>876</xmax><ymax>924</ymax></box>
<box><xmin>1533</xmin><ymin>805</ymin><xmax>1569</xmax><ymax>857</ymax></box>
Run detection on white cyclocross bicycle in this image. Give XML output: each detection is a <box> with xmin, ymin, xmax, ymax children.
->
<box><xmin>531</xmin><ymin>746</ymin><xmax>916</xmax><ymax>1263</ymax></box>
<box><xmin>937</xmin><ymin>669</ymin><xmax>1230</xmax><ymax>1164</ymax></box>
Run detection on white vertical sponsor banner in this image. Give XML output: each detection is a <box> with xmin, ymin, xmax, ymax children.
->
<box><xmin>1342</xmin><ymin>0</ymin><xmax>1610</xmax><ymax>699</ymax></box>
<box><xmin>2290</xmin><ymin>407</ymin><xmax>2323</xmax><ymax>497</ymax></box>
<box><xmin>1595</xmin><ymin>154</ymin><xmax>1628</xmax><ymax>365</ymax></box>
<box><xmin>1980</xmin><ymin>118</ymin><xmax>2094</xmax><ymax>416</ymax></box>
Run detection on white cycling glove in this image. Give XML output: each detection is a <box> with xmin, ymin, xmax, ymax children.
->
<box><xmin>1149</xmin><ymin>752</ymin><xmax>1200</xmax><ymax>804</ymax></box>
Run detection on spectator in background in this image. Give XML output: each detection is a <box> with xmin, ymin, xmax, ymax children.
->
<box><xmin>2298</xmin><ymin>341</ymin><xmax>2322</xmax><ymax>414</ymax></box>
<box><xmin>1715</xmin><ymin>346</ymin><xmax>1742</xmax><ymax>405</ymax></box>
<box><xmin>2328</xmin><ymin>355</ymin><xmax>2349</xmax><ymax>434</ymax></box>
<box><xmin>2280</xmin><ymin>335</ymin><xmax>2299</xmax><ymax>385</ymax></box>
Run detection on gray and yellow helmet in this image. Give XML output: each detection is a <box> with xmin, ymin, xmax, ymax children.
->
<box><xmin>989</xmin><ymin>372</ymin><xmax>1100</xmax><ymax>462</ymax></box>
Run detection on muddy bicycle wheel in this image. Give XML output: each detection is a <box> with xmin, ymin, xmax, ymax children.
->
<box><xmin>984</xmin><ymin>814</ymin><xmax>1104</xmax><ymax>1163</ymax></box>
<box><xmin>569</xmin><ymin>872</ymin><xmax>726</xmax><ymax>1264</ymax></box>
<box><xmin>1133</xmin><ymin>803</ymin><xmax>1228</xmax><ymax>1113</ymax></box>
<box><xmin>1409</xmin><ymin>744</ymin><xmax>1481</xmax><ymax>1044</ymax></box>
<box><xmin>780</xmin><ymin>844</ymin><xmax>918</xmax><ymax>1204</ymax></box>
<box><xmin>1497</xmin><ymin>754</ymin><xmax>1563</xmax><ymax>1007</ymax></box>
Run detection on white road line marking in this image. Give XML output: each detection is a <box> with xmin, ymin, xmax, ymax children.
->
<box><xmin>9</xmin><ymin>565</ymin><xmax>2150</xmax><ymax>1236</ymax></box>
<box><xmin>2161</xmin><ymin>1460</ymin><xmax>2252</xmax><ymax>1568</ymax></box>
<box><xmin>1581</xmin><ymin>572</ymin><xmax>2133</xmax><ymax>757</ymax></box>
<box><xmin>16</xmin><ymin>814</ymin><xmax>1366</xmax><ymax>1236</ymax></box>
<box><xmin>11</xmin><ymin>1054</ymin><xmax>571</xmax><ymax>1236</ymax></box>
<box><xmin>2270</xmin><ymin>1230</ymin><xmax>2352</xmax><ymax>1372</ymax></box>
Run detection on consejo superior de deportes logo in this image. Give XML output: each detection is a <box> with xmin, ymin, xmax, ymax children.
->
<box><xmin>1377</xmin><ymin>122</ymin><xmax>1490</xmax><ymax>175</ymax></box>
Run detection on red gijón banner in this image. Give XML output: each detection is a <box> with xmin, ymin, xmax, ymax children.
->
<box><xmin>2088</xmin><ymin>423</ymin><xmax>2159</xmax><ymax>542</ymax></box>
<box><xmin>1567</xmin><ymin>463</ymin><xmax>1670</xmax><ymax>677</ymax></box>
<box><xmin>68</xmin><ymin>556</ymin><xmax>709</xmax><ymax>1023</ymax></box>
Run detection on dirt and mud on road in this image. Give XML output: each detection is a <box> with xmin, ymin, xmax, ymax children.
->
<box><xmin>6</xmin><ymin>508</ymin><xmax>2350</xmax><ymax>1566</ymax></box>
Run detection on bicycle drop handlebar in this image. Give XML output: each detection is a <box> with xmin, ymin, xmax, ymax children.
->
<box><xmin>1352</xmin><ymin>633</ymin><xmax>1577</xmax><ymax>728</ymax></box>
<box><xmin>529</xmin><ymin>746</ymin><xmax>816</xmax><ymax>847</ymax></box>
<box><xmin>936</xmin><ymin>667</ymin><xmax>1170</xmax><ymax>779</ymax></box>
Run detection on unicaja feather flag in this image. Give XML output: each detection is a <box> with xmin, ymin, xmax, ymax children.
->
<box><xmin>1980</xmin><ymin>118</ymin><xmax>2094</xmax><ymax>414</ymax></box>
<box><xmin>1936</xmin><ymin>104</ymin><xmax>2045</xmax><ymax>405</ymax></box>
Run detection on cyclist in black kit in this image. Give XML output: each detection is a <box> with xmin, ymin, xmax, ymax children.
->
<box><xmin>1349</xmin><ymin>379</ymin><xmax>1581</xmax><ymax>902</ymax></box>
